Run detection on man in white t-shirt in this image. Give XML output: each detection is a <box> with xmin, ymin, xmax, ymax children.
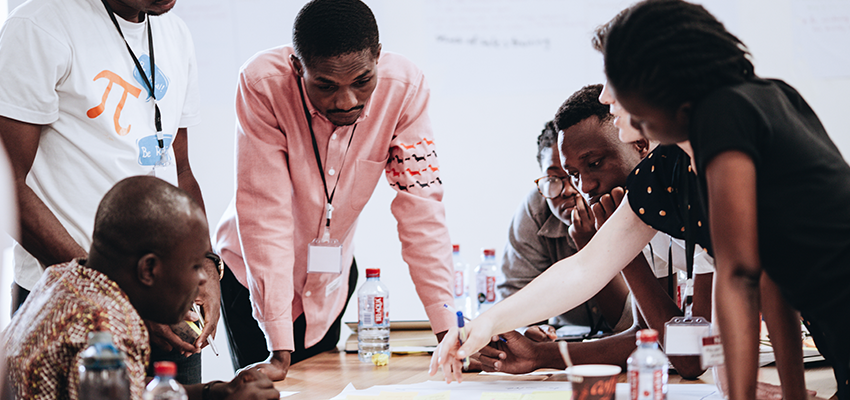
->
<box><xmin>0</xmin><ymin>0</ymin><xmax>219</xmax><ymax>384</ymax></box>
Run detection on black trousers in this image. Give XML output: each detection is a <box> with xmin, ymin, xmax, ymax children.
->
<box><xmin>219</xmin><ymin>259</ymin><xmax>358</xmax><ymax>371</ymax></box>
<box><xmin>803</xmin><ymin>315</ymin><xmax>849</xmax><ymax>400</ymax></box>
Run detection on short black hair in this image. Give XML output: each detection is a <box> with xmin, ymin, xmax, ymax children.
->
<box><xmin>553</xmin><ymin>84</ymin><xmax>610</xmax><ymax>133</ymax></box>
<box><xmin>536</xmin><ymin>121</ymin><xmax>558</xmax><ymax>167</ymax></box>
<box><xmin>292</xmin><ymin>0</ymin><xmax>380</xmax><ymax>68</ymax></box>
<box><xmin>603</xmin><ymin>0</ymin><xmax>754</xmax><ymax>113</ymax></box>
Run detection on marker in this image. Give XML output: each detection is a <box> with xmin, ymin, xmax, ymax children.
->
<box><xmin>457</xmin><ymin>311</ymin><xmax>470</xmax><ymax>371</ymax></box>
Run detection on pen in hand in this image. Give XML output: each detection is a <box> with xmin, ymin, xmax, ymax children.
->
<box><xmin>192</xmin><ymin>303</ymin><xmax>219</xmax><ymax>356</ymax></box>
<box><xmin>457</xmin><ymin>311</ymin><xmax>470</xmax><ymax>371</ymax></box>
<box><xmin>444</xmin><ymin>303</ymin><xmax>507</xmax><ymax>344</ymax></box>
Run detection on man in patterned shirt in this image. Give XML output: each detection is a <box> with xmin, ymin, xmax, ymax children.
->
<box><xmin>2</xmin><ymin>176</ymin><xmax>279</xmax><ymax>400</ymax></box>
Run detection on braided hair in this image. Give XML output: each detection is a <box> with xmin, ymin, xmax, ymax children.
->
<box><xmin>536</xmin><ymin>121</ymin><xmax>558</xmax><ymax>168</ymax></box>
<box><xmin>603</xmin><ymin>0</ymin><xmax>754</xmax><ymax>113</ymax></box>
<box><xmin>293</xmin><ymin>0</ymin><xmax>380</xmax><ymax>68</ymax></box>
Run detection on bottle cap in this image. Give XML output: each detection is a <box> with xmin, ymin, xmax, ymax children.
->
<box><xmin>637</xmin><ymin>329</ymin><xmax>658</xmax><ymax>344</ymax></box>
<box><xmin>452</xmin><ymin>244</ymin><xmax>460</xmax><ymax>253</ymax></box>
<box><xmin>366</xmin><ymin>268</ymin><xmax>381</xmax><ymax>278</ymax></box>
<box><xmin>482</xmin><ymin>249</ymin><xmax>496</xmax><ymax>257</ymax></box>
<box><xmin>154</xmin><ymin>361</ymin><xmax>177</xmax><ymax>377</ymax></box>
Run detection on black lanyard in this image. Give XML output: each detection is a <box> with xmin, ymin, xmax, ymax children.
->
<box><xmin>101</xmin><ymin>0</ymin><xmax>164</xmax><ymax>149</ymax></box>
<box><xmin>678</xmin><ymin>152</ymin><xmax>696</xmax><ymax>310</ymax></box>
<box><xmin>296</xmin><ymin>78</ymin><xmax>357</xmax><ymax>229</ymax></box>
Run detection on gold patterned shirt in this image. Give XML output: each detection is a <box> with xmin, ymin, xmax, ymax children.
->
<box><xmin>2</xmin><ymin>260</ymin><xmax>149</xmax><ymax>400</ymax></box>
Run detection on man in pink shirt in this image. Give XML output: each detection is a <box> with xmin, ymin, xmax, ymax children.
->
<box><xmin>214</xmin><ymin>0</ymin><xmax>455</xmax><ymax>380</ymax></box>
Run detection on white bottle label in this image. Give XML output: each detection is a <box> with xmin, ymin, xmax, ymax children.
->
<box><xmin>454</xmin><ymin>271</ymin><xmax>465</xmax><ymax>297</ymax></box>
<box><xmin>629</xmin><ymin>369</ymin><xmax>665</xmax><ymax>400</ymax></box>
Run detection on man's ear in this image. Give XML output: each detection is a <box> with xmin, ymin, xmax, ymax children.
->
<box><xmin>137</xmin><ymin>253</ymin><xmax>159</xmax><ymax>287</ymax></box>
<box><xmin>289</xmin><ymin>54</ymin><xmax>304</xmax><ymax>77</ymax></box>
<box><xmin>374</xmin><ymin>44</ymin><xmax>382</xmax><ymax>65</ymax></box>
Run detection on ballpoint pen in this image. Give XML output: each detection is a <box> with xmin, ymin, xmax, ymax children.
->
<box><xmin>457</xmin><ymin>311</ymin><xmax>470</xmax><ymax>371</ymax></box>
<box><xmin>444</xmin><ymin>304</ymin><xmax>506</xmax><ymax>343</ymax></box>
<box><xmin>192</xmin><ymin>303</ymin><xmax>219</xmax><ymax>356</ymax></box>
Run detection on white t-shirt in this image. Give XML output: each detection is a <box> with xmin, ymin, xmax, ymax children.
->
<box><xmin>642</xmin><ymin>232</ymin><xmax>715</xmax><ymax>278</ymax></box>
<box><xmin>0</xmin><ymin>0</ymin><xmax>201</xmax><ymax>289</ymax></box>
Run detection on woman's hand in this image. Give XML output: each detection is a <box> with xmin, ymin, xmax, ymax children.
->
<box><xmin>428</xmin><ymin>317</ymin><xmax>495</xmax><ymax>383</ymax></box>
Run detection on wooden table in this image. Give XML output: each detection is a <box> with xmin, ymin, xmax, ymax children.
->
<box><xmin>274</xmin><ymin>350</ymin><xmax>838</xmax><ymax>400</ymax></box>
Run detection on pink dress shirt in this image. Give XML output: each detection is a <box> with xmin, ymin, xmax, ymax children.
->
<box><xmin>215</xmin><ymin>45</ymin><xmax>455</xmax><ymax>352</ymax></box>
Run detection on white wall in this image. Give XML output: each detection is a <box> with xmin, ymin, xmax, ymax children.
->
<box><xmin>5</xmin><ymin>0</ymin><xmax>850</xmax><ymax>381</ymax></box>
<box><xmin>159</xmin><ymin>0</ymin><xmax>850</xmax><ymax>326</ymax></box>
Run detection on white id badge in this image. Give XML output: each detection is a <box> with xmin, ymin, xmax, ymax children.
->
<box><xmin>700</xmin><ymin>335</ymin><xmax>725</xmax><ymax>369</ymax></box>
<box><xmin>664</xmin><ymin>316</ymin><xmax>711</xmax><ymax>355</ymax></box>
<box><xmin>307</xmin><ymin>237</ymin><xmax>343</xmax><ymax>274</ymax></box>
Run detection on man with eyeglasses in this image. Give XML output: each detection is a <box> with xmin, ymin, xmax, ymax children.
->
<box><xmin>496</xmin><ymin>121</ymin><xmax>633</xmax><ymax>338</ymax></box>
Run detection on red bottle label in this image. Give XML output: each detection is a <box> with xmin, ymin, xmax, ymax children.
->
<box><xmin>486</xmin><ymin>276</ymin><xmax>496</xmax><ymax>302</ymax></box>
<box><xmin>374</xmin><ymin>297</ymin><xmax>384</xmax><ymax>324</ymax></box>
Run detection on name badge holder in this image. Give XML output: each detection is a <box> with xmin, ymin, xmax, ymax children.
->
<box><xmin>664</xmin><ymin>152</ymin><xmax>711</xmax><ymax>355</ymax></box>
<box><xmin>298</xmin><ymin>77</ymin><xmax>355</xmax><ymax>274</ymax></box>
<box><xmin>308</xmin><ymin>204</ymin><xmax>343</xmax><ymax>274</ymax></box>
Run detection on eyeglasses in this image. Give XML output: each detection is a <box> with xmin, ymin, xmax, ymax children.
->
<box><xmin>534</xmin><ymin>175</ymin><xmax>573</xmax><ymax>199</ymax></box>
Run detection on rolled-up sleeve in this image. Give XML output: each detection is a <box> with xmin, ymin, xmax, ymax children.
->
<box><xmin>386</xmin><ymin>72</ymin><xmax>454</xmax><ymax>334</ymax></box>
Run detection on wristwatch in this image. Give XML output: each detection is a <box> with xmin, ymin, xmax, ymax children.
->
<box><xmin>205</xmin><ymin>252</ymin><xmax>224</xmax><ymax>280</ymax></box>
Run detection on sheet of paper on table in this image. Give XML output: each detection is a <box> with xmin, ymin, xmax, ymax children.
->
<box><xmin>330</xmin><ymin>380</ymin><xmax>725</xmax><ymax>400</ymax></box>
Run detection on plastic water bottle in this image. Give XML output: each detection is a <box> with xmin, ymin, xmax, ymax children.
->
<box><xmin>143</xmin><ymin>361</ymin><xmax>187</xmax><ymax>400</ymax></box>
<box><xmin>628</xmin><ymin>329</ymin><xmax>669</xmax><ymax>400</ymax></box>
<box><xmin>78</xmin><ymin>331</ymin><xmax>131</xmax><ymax>400</ymax></box>
<box><xmin>452</xmin><ymin>244</ymin><xmax>471</xmax><ymax>316</ymax></box>
<box><xmin>474</xmin><ymin>248</ymin><xmax>498</xmax><ymax>317</ymax></box>
<box><xmin>358</xmin><ymin>268</ymin><xmax>390</xmax><ymax>364</ymax></box>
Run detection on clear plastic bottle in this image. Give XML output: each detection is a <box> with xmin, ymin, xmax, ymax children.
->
<box><xmin>628</xmin><ymin>329</ymin><xmax>669</xmax><ymax>400</ymax></box>
<box><xmin>78</xmin><ymin>331</ymin><xmax>131</xmax><ymax>400</ymax></box>
<box><xmin>143</xmin><ymin>361</ymin><xmax>187</xmax><ymax>400</ymax></box>
<box><xmin>357</xmin><ymin>268</ymin><xmax>390</xmax><ymax>364</ymax></box>
<box><xmin>474</xmin><ymin>248</ymin><xmax>498</xmax><ymax>317</ymax></box>
<box><xmin>452</xmin><ymin>244</ymin><xmax>471</xmax><ymax>316</ymax></box>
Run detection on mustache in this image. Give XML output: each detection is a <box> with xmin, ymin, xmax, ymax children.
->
<box><xmin>327</xmin><ymin>105</ymin><xmax>364</xmax><ymax>114</ymax></box>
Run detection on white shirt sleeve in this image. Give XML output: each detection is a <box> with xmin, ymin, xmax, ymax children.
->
<box><xmin>0</xmin><ymin>17</ymin><xmax>71</xmax><ymax>124</ymax></box>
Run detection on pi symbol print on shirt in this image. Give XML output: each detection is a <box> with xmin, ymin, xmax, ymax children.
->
<box><xmin>86</xmin><ymin>55</ymin><xmax>170</xmax><ymax>136</ymax></box>
<box><xmin>138</xmin><ymin>133</ymin><xmax>174</xmax><ymax>167</ymax></box>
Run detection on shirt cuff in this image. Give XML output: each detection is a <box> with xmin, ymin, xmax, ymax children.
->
<box><xmin>259</xmin><ymin>318</ymin><xmax>295</xmax><ymax>352</ymax></box>
<box><xmin>424</xmin><ymin>301</ymin><xmax>455</xmax><ymax>335</ymax></box>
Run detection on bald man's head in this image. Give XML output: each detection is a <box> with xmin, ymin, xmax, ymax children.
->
<box><xmin>89</xmin><ymin>176</ymin><xmax>210</xmax><ymax>324</ymax></box>
<box><xmin>93</xmin><ymin>176</ymin><xmax>204</xmax><ymax>261</ymax></box>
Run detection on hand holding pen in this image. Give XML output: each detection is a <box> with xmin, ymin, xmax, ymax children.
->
<box><xmin>190</xmin><ymin>303</ymin><xmax>219</xmax><ymax>356</ymax></box>
<box><xmin>456</xmin><ymin>311</ymin><xmax>470</xmax><ymax>371</ymax></box>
